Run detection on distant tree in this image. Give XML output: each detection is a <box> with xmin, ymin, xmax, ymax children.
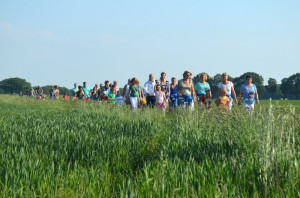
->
<box><xmin>267</xmin><ymin>78</ymin><xmax>277</xmax><ymax>98</ymax></box>
<box><xmin>233</xmin><ymin>72</ymin><xmax>264</xmax><ymax>94</ymax></box>
<box><xmin>0</xmin><ymin>77</ymin><xmax>31</xmax><ymax>94</ymax></box>
<box><xmin>289</xmin><ymin>73</ymin><xmax>300</xmax><ymax>99</ymax></box>
<box><xmin>280</xmin><ymin>78</ymin><xmax>290</xmax><ymax>98</ymax></box>
<box><xmin>59</xmin><ymin>86</ymin><xmax>71</xmax><ymax>96</ymax></box>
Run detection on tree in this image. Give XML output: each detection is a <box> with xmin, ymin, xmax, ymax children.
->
<box><xmin>0</xmin><ymin>77</ymin><xmax>31</xmax><ymax>94</ymax></box>
<box><xmin>289</xmin><ymin>73</ymin><xmax>300</xmax><ymax>99</ymax></box>
<box><xmin>233</xmin><ymin>72</ymin><xmax>264</xmax><ymax>95</ymax></box>
<box><xmin>280</xmin><ymin>78</ymin><xmax>290</xmax><ymax>98</ymax></box>
<box><xmin>267</xmin><ymin>78</ymin><xmax>277</xmax><ymax>98</ymax></box>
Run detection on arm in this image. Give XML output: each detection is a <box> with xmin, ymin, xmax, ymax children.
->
<box><xmin>255</xmin><ymin>89</ymin><xmax>259</xmax><ymax>104</ymax></box>
<box><xmin>168</xmin><ymin>86</ymin><xmax>171</xmax><ymax>102</ymax></box>
<box><xmin>231</xmin><ymin>85</ymin><xmax>238</xmax><ymax>103</ymax></box>
<box><xmin>177</xmin><ymin>82</ymin><xmax>182</xmax><ymax>97</ymax></box>
<box><xmin>238</xmin><ymin>89</ymin><xmax>243</xmax><ymax>105</ymax></box>
<box><xmin>139</xmin><ymin>87</ymin><xmax>142</xmax><ymax>98</ymax></box>
<box><xmin>163</xmin><ymin>92</ymin><xmax>167</xmax><ymax>103</ymax></box>
<box><xmin>191</xmin><ymin>83</ymin><xmax>196</xmax><ymax>102</ymax></box>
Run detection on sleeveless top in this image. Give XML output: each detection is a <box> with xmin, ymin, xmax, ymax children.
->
<box><xmin>170</xmin><ymin>85</ymin><xmax>177</xmax><ymax>95</ymax></box>
<box><xmin>178</xmin><ymin>79</ymin><xmax>192</xmax><ymax>95</ymax></box>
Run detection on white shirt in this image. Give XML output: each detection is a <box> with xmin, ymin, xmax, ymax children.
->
<box><xmin>144</xmin><ymin>80</ymin><xmax>156</xmax><ymax>96</ymax></box>
<box><xmin>218</xmin><ymin>81</ymin><xmax>234</xmax><ymax>95</ymax></box>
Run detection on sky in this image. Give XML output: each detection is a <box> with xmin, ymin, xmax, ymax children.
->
<box><xmin>0</xmin><ymin>0</ymin><xmax>299</xmax><ymax>88</ymax></box>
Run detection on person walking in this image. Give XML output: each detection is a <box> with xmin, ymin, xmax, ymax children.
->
<box><xmin>217</xmin><ymin>72</ymin><xmax>238</xmax><ymax>111</ymax></box>
<box><xmin>144</xmin><ymin>74</ymin><xmax>156</xmax><ymax>108</ymax></box>
<box><xmin>156</xmin><ymin>72</ymin><xmax>170</xmax><ymax>99</ymax></box>
<box><xmin>238</xmin><ymin>75</ymin><xmax>259</xmax><ymax>114</ymax></box>
<box><xmin>82</xmin><ymin>82</ymin><xmax>91</xmax><ymax>100</ymax></box>
<box><xmin>194</xmin><ymin>73</ymin><xmax>211</xmax><ymax>103</ymax></box>
<box><xmin>177</xmin><ymin>71</ymin><xmax>196</xmax><ymax>108</ymax></box>
<box><xmin>123</xmin><ymin>78</ymin><xmax>131</xmax><ymax>106</ymax></box>
<box><xmin>126</xmin><ymin>78</ymin><xmax>142</xmax><ymax>109</ymax></box>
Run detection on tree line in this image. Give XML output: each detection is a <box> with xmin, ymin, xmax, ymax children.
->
<box><xmin>0</xmin><ymin>72</ymin><xmax>300</xmax><ymax>99</ymax></box>
<box><xmin>0</xmin><ymin>78</ymin><xmax>71</xmax><ymax>96</ymax></box>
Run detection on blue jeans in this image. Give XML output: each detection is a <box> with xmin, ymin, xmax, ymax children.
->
<box><xmin>170</xmin><ymin>98</ymin><xmax>178</xmax><ymax>109</ymax></box>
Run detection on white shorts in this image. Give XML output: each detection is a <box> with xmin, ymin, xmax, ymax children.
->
<box><xmin>130</xmin><ymin>97</ymin><xmax>138</xmax><ymax>109</ymax></box>
<box><xmin>243</xmin><ymin>103</ymin><xmax>254</xmax><ymax>113</ymax></box>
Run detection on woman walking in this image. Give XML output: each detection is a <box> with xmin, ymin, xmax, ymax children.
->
<box><xmin>177</xmin><ymin>70</ymin><xmax>196</xmax><ymax>108</ymax></box>
<box><xmin>194</xmin><ymin>73</ymin><xmax>210</xmax><ymax>97</ymax></box>
<box><xmin>238</xmin><ymin>75</ymin><xmax>259</xmax><ymax>114</ymax></box>
<box><xmin>126</xmin><ymin>78</ymin><xmax>142</xmax><ymax>109</ymax></box>
<box><xmin>168</xmin><ymin>77</ymin><xmax>178</xmax><ymax>109</ymax></box>
<box><xmin>217</xmin><ymin>72</ymin><xmax>238</xmax><ymax>111</ymax></box>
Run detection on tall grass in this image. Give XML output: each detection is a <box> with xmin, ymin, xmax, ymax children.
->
<box><xmin>0</xmin><ymin>96</ymin><xmax>299</xmax><ymax>197</ymax></box>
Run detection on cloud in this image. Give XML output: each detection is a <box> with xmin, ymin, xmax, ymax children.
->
<box><xmin>0</xmin><ymin>21</ymin><xmax>13</xmax><ymax>29</ymax></box>
<box><xmin>100</xmin><ymin>33</ymin><xmax>112</xmax><ymax>39</ymax></box>
<box><xmin>0</xmin><ymin>21</ymin><xmax>54</xmax><ymax>41</ymax></box>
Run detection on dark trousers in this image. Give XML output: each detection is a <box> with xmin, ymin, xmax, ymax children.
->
<box><xmin>146</xmin><ymin>96</ymin><xmax>156</xmax><ymax>108</ymax></box>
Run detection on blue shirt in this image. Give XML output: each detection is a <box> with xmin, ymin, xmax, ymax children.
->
<box><xmin>241</xmin><ymin>84</ymin><xmax>256</xmax><ymax>104</ymax></box>
<box><xmin>82</xmin><ymin>86</ymin><xmax>91</xmax><ymax>97</ymax></box>
<box><xmin>194</xmin><ymin>82</ymin><xmax>210</xmax><ymax>96</ymax></box>
<box><xmin>71</xmin><ymin>88</ymin><xmax>78</xmax><ymax>96</ymax></box>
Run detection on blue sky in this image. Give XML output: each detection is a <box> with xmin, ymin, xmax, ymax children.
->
<box><xmin>0</xmin><ymin>0</ymin><xmax>299</xmax><ymax>88</ymax></box>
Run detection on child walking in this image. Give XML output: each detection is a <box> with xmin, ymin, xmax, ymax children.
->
<box><xmin>115</xmin><ymin>91</ymin><xmax>125</xmax><ymax>106</ymax></box>
<box><xmin>215</xmin><ymin>88</ymin><xmax>229</xmax><ymax>112</ymax></box>
<box><xmin>155</xmin><ymin>84</ymin><xmax>167</xmax><ymax>111</ymax></box>
<box><xmin>199</xmin><ymin>88</ymin><xmax>212</xmax><ymax>109</ymax></box>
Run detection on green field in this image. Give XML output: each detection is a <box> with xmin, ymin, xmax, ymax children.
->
<box><xmin>0</xmin><ymin>95</ymin><xmax>299</xmax><ymax>197</ymax></box>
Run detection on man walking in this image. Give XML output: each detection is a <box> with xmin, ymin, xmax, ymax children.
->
<box><xmin>144</xmin><ymin>74</ymin><xmax>156</xmax><ymax>108</ymax></box>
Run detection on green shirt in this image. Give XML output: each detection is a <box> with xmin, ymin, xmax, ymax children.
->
<box><xmin>129</xmin><ymin>85</ymin><xmax>140</xmax><ymax>97</ymax></box>
<box><xmin>108</xmin><ymin>93</ymin><xmax>116</xmax><ymax>104</ymax></box>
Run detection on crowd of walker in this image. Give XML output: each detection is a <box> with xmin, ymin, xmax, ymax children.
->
<box><xmin>26</xmin><ymin>71</ymin><xmax>259</xmax><ymax>113</ymax></box>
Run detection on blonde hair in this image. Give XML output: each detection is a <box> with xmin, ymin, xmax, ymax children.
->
<box><xmin>200</xmin><ymin>73</ymin><xmax>207</xmax><ymax>80</ymax></box>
